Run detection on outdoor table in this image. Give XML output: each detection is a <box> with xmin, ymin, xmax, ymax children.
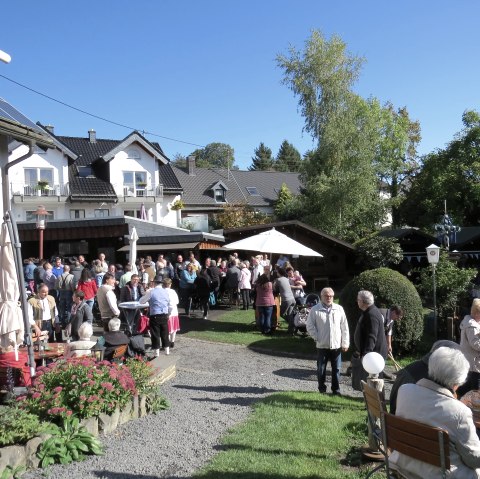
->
<box><xmin>118</xmin><ymin>301</ymin><xmax>149</xmax><ymax>334</ymax></box>
<box><xmin>33</xmin><ymin>343</ymin><xmax>65</xmax><ymax>366</ymax></box>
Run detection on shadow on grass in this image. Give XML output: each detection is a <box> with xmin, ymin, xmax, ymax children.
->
<box><xmin>212</xmin><ymin>442</ymin><xmax>329</xmax><ymax>460</ymax></box>
<box><xmin>196</xmin><ymin>472</ymin><xmax>324</xmax><ymax>479</ymax></box>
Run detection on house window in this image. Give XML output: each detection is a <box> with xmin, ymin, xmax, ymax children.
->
<box><xmin>123</xmin><ymin>171</ymin><xmax>147</xmax><ymax>197</ymax></box>
<box><xmin>214</xmin><ymin>188</ymin><xmax>226</xmax><ymax>203</ymax></box>
<box><xmin>246</xmin><ymin>187</ymin><xmax>259</xmax><ymax>196</ymax></box>
<box><xmin>70</xmin><ymin>209</ymin><xmax>85</xmax><ymax>219</ymax></box>
<box><xmin>124</xmin><ymin>209</ymin><xmax>142</xmax><ymax>218</ymax></box>
<box><xmin>78</xmin><ymin>166</ymin><xmax>92</xmax><ymax>178</ymax></box>
<box><xmin>94</xmin><ymin>209</ymin><xmax>109</xmax><ymax>218</ymax></box>
<box><xmin>26</xmin><ymin>210</ymin><xmax>54</xmax><ymax>222</ymax></box>
<box><xmin>24</xmin><ymin>168</ymin><xmax>54</xmax><ymax>187</ymax></box>
<box><xmin>127</xmin><ymin>149</ymin><xmax>141</xmax><ymax>160</ymax></box>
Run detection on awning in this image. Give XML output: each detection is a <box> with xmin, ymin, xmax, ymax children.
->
<box><xmin>118</xmin><ymin>242</ymin><xmax>198</xmax><ymax>252</ymax></box>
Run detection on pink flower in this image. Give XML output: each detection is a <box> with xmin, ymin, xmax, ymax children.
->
<box><xmin>54</xmin><ymin>386</ymin><xmax>63</xmax><ymax>393</ymax></box>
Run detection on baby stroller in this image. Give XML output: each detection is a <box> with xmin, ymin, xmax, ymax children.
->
<box><xmin>293</xmin><ymin>293</ymin><xmax>320</xmax><ymax>336</ymax></box>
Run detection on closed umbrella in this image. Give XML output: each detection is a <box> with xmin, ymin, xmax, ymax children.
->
<box><xmin>0</xmin><ymin>221</ymin><xmax>24</xmax><ymax>360</ymax></box>
<box><xmin>129</xmin><ymin>226</ymin><xmax>139</xmax><ymax>274</ymax></box>
<box><xmin>223</xmin><ymin>228</ymin><xmax>322</xmax><ymax>257</ymax></box>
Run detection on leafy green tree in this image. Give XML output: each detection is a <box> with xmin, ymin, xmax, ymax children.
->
<box><xmin>277</xmin><ymin>30</ymin><xmax>386</xmax><ymax>241</ymax></box>
<box><xmin>212</xmin><ymin>203</ymin><xmax>269</xmax><ymax>229</ymax></box>
<box><xmin>274</xmin><ymin>140</ymin><xmax>302</xmax><ymax>172</ymax></box>
<box><xmin>374</xmin><ymin>104</ymin><xmax>421</xmax><ymax>227</ymax></box>
<box><xmin>399</xmin><ymin>110</ymin><xmax>480</xmax><ymax>228</ymax></box>
<box><xmin>189</xmin><ymin>142</ymin><xmax>236</xmax><ymax>169</ymax></box>
<box><xmin>273</xmin><ymin>182</ymin><xmax>301</xmax><ymax>220</ymax></box>
<box><xmin>249</xmin><ymin>143</ymin><xmax>274</xmax><ymax>171</ymax></box>
<box><xmin>170</xmin><ymin>153</ymin><xmax>187</xmax><ymax>168</ymax></box>
<box><xmin>417</xmin><ymin>250</ymin><xmax>476</xmax><ymax>327</ymax></box>
<box><xmin>355</xmin><ymin>235</ymin><xmax>404</xmax><ymax>270</ymax></box>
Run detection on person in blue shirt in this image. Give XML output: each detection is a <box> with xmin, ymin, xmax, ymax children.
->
<box><xmin>51</xmin><ymin>257</ymin><xmax>64</xmax><ymax>278</ymax></box>
<box><xmin>24</xmin><ymin>257</ymin><xmax>36</xmax><ymax>293</ymax></box>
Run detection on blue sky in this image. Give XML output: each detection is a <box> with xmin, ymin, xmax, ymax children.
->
<box><xmin>1</xmin><ymin>1</ymin><xmax>479</xmax><ymax>170</ymax></box>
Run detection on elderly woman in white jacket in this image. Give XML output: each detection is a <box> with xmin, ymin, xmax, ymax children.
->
<box><xmin>458</xmin><ymin>298</ymin><xmax>480</xmax><ymax>398</ymax></box>
<box><xmin>391</xmin><ymin>347</ymin><xmax>480</xmax><ymax>478</ymax></box>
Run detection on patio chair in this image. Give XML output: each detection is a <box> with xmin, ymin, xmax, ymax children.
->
<box><xmin>361</xmin><ymin>380</ymin><xmax>388</xmax><ymax>478</ymax></box>
<box><xmin>383</xmin><ymin>412</ymin><xmax>450</xmax><ymax>478</ymax></box>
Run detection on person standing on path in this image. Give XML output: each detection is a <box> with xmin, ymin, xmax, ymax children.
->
<box><xmin>354</xmin><ymin>290</ymin><xmax>388</xmax><ymax>361</ymax></box>
<box><xmin>140</xmin><ymin>278</ymin><xmax>171</xmax><ymax>356</ymax></box>
<box><xmin>306</xmin><ymin>287</ymin><xmax>349</xmax><ymax>395</ymax></box>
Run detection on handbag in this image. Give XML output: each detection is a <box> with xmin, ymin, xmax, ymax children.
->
<box><xmin>209</xmin><ymin>291</ymin><xmax>216</xmax><ymax>306</ymax></box>
<box><xmin>137</xmin><ymin>314</ymin><xmax>150</xmax><ymax>334</ymax></box>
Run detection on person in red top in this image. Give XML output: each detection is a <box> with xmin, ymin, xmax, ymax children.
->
<box><xmin>75</xmin><ymin>268</ymin><xmax>98</xmax><ymax>308</ymax></box>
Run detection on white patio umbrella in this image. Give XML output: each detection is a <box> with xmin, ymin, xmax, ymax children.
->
<box><xmin>129</xmin><ymin>226</ymin><xmax>139</xmax><ymax>274</ymax></box>
<box><xmin>223</xmin><ymin>228</ymin><xmax>323</xmax><ymax>257</ymax></box>
<box><xmin>0</xmin><ymin>221</ymin><xmax>24</xmax><ymax>360</ymax></box>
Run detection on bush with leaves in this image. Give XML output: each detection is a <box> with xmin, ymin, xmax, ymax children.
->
<box><xmin>36</xmin><ymin>416</ymin><xmax>103</xmax><ymax>467</ymax></box>
<box><xmin>417</xmin><ymin>249</ymin><xmax>476</xmax><ymax>328</ymax></box>
<box><xmin>339</xmin><ymin>268</ymin><xmax>423</xmax><ymax>354</ymax></box>
<box><xmin>355</xmin><ymin>235</ymin><xmax>403</xmax><ymax>270</ymax></box>
<box><xmin>0</xmin><ymin>405</ymin><xmax>47</xmax><ymax>447</ymax></box>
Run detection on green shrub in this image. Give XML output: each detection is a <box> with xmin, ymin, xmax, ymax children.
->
<box><xmin>0</xmin><ymin>405</ymin><xmax>46</xmax><ymax>447</ymax></box>
<box><xmin>339</xmin><ymin>268</ymin><xmax>423</xmax><ymax>354</ymax></box>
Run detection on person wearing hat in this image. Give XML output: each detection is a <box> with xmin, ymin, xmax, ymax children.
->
<box><xmin>139</xmin><ymin>277</ymin><xmax>171</xmax><ymax>356</ymax></box>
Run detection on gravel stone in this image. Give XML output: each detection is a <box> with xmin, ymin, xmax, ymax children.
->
<box><xmin>22</xmin><ymin>333</ymin><xmax>393</xmax><ymax>479</ymax></box>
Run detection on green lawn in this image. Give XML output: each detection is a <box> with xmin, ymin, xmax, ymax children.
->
<box><xmin>182</xmin><ymin>308</ymin><xmax>317</xmax><ymax>356</ymax></box>
<box><xmin>194</xmin><ymin>391</ymin><xmax>382</xmax><ymax>479</ymax></box>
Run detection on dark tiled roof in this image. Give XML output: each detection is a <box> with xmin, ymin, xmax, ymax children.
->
<box><xmin>158</xmin><ymin>164</ymin><xmax>182</xmax><ymax>192</ymax></box>
<box><xmin>169</xmin><ymin>165</ymin><xmax>301</xmax><ymax>207</ymax></box>
<box><xmin>69</xmin><ymin>177</ymin><xmax>117</xmax><ymax>202</ymax></box>
<box><xmin>56</xmin><ymin>136</ymin><xmax>120</xmax><ymax>166</ymax></box>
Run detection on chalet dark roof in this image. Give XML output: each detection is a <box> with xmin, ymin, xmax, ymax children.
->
<box><xmin>56</xmin><ymin>136</ymin><xmax>120</xmax><ymax>166</ymax></box>
<box><xmin>168</xmin><ymin>165</ymin><xmax>301</xmax><ymax>209</ymax></box>
<box><xmin>378</xmin><ymin>228</ymin><xmax>436</xmax><ymax>242</ymax></box>
<box><xmin>223</xmin><ymin>220</ymin><xmax>355</xmax><ymax>251</ymax></box>
<box><xmin>69</xmin><ymin>177</ymin><xmax>117</xmax><ymax>202</ymax></box>
<box><xmin>157</xmin><ymin>164</ymin><xmax>182</xmax><ymax>192</ymax></box>
<box><xmin>452</xmin><ymin>227</ymin><xmax>480</xmax><ymax>247</ymax></box>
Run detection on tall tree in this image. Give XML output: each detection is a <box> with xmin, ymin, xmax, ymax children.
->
<box><xmin>274</xmin><ymin>140</ymin><xmax>302</xmax><ymax>172</ymax></box>
<box><xmin>399</xmin><ymin>110</ymin><xmax>480</xmax><ymax>228</ymax></box>
<box><xmin>170</xmin><ymin>153</ymin><xmax>187</xmax><ymax>168</ymax></box>
<box><xmin>374</xmin><ymin>103</ymin><xmax>421</xmax><ymax>227</ymax></box>
<box><xmin>249</xmin><ymin>142</ymin><xmax>274</xmax><ymax>171</ymax></box>
<box><xmin>189</xmin><ymin>142</ymin><xmax>236</xmax><ymax>169</ymax></box>
<box><xmin>278</xmin><ymin>31</ymin><xmax>387</xmax><ymax>241</ymax></box>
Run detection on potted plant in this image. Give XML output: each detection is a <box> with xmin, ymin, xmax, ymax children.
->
<box><xmin>170</xmin><ymin>199</ymin><xmax>185</xmax><ymax>211</ymax></box>
<box><xmin>37</xmin><ymin>180</ymin><xmax>50</xmax><ymax>190</ymax></box>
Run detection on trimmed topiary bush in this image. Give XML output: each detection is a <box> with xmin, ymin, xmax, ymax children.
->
<box><xmin>339</xmin><ymin>268</ymin><xmax>423</xmax><ymax>354</ymax></box>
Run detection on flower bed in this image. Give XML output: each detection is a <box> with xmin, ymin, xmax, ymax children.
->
<box><xmin>0</xmin><ymin>357</ymin><xmax>169</xmax><ymax>476</ymax></box>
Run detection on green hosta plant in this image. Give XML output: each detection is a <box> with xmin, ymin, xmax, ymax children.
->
<box><xmin>37</xmin><ymin>416</ymin><xmax>103</xmax><ymax>467</ymax></box>
<box><xmin>0</xmin><ymin>465</ymin><xmax>25</xmax><ymax>479</ymax></box>
<box><xmin>0</xmin><ymin>405</ymin><xmax>48</xmax><ymax>447</ymax></box>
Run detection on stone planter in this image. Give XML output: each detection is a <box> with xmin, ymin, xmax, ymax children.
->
<box><xmin>80</xmin><ymin>416</ymin><xmax>99</xmax><ymax>437</ymax></box>
<box><xmin>98</xmin><ymin>407</ymin><xmax>120</xmax><ymax>434</ymax></box>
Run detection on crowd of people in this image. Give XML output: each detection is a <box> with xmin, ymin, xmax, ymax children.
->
<box><xmin>19</xmin><ymin>250</ymin><xmax>310</xmax><ymax>359</ymax></box>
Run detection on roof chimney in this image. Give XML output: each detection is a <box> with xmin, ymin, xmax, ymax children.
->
<box><xmin>88</xmin><ymin>129</ymin><xmax>97</xmax><ymax>143</ymax></box>
<box><xmin>44</xmin><ymin>124</ymin><xmax>54</xmax><ymax>134</ymax></box>
<box><xmin>187</xmin><ymin>155</ymin><xmax>196</xmax><ymax>176</ymax></box>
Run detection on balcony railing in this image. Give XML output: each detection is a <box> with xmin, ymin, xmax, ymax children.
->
<box><xmin>11</xmin><ymin>183</ymin><xmax>70</xmax><ymax>197</ymax></box>
<box><xmin>120</xmin><ymin>185</ymin><xmax>163</xmax><ymax>198</ymax></box>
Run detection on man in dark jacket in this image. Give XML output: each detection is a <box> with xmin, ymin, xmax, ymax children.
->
<box><xmin>68</xmin><ymin>290</ymin><xmax>94</xmax><ymax>341</ymax></box>
<box><xmin>119</xmin><ymin>274</ymin><xmax>146</xmax><ymax>333</ymax></box>
<box><xmin>354</xmin><ymin>290</ymin><xmax>388</xmax><ymax>359</ymax></box>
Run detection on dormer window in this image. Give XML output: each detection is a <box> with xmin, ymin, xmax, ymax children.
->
<box><xmin>78</xmin><ymin>166</ymin><xmax>92</xmax><ymax>178</ymax></box>
<box><xmin>215</xmin><ymin>188</ymin><xmax>226</xmax><ymax>203</ymax></box>
<box><xmin>211</xmin><ymin>180</ymin><xmax>228</xmax><ymax>203</ymax></box>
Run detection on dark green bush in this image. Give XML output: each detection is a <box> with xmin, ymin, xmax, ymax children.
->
<box><xmin>0</xmin><ymin>405</ymin><xmax>46</xmax><ymax>447</ymax></box>
<box><xmin>339</xmin><ymin>268</ymin><xmax>424</xmax><ymax>354</ymax></box>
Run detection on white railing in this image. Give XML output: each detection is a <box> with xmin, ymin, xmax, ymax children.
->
<box><xmin>120</xmin><ymin>184</ymin><xmax>163</xmax><ymax>198</ymax></box>
<box><xmin>11</xmin><ymin>183</ymin><xmax>69</xmax><ymax>197</ymax></box>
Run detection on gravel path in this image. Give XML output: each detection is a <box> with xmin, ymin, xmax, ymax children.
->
<box><xmin>23</xmin><ymin>331</ymin><xmax>392</xmax><ymax>479</ymax></box>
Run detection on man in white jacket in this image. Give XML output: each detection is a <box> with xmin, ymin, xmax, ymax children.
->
<box><xmin>306</xmin><ymin>287</ymin><xmax>349</xmax><ymax>395</ymax></box>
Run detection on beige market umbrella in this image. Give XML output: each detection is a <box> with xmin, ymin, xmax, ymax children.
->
<box><xmin>0</xmin><ymin>221</ymin><xmax>24</xmax><ymax>359</ymax></box>
<box><xmin>223</xmin><ymin>227</ymin><xmax>323</xmax><ymax>257</ymax></box>
<box><xmin>129</xmin><ymin>226</ymin><xmax>139</xmax><ymax>274</ymax></box>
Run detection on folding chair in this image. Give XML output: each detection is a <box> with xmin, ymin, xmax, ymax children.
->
<box><xmin>361</xmin><ymin>380</ymin><xmax>388</xmax><ymax>478</ymax></box>
<box><xmin>383</xmin><ymin>412</ymin><xmax>450</xmax><ymax>479</ymax></box>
